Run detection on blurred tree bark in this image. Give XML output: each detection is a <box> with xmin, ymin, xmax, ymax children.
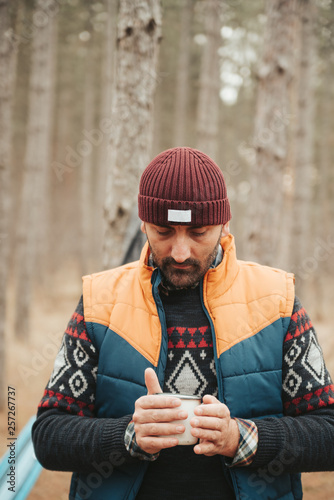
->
<box><xmin>246</xmin><ymin>0</ymin><xmax>298</xmax><ymax>266</ymax></box>
<box><xmin>318</xmin><ymin>71</ymin><xmax>333</xmax><ymax>244</ymax></box>
<box><xmin>0</xmin><ymin>0</ymin><xmax>16</xmax><ymax>410</ymax></box>
<box><xmin>14</xmin><ymin>0</ymin><xmax>57</xmax><ymax>339</ymax></box>
<box><xmin>50</xmin><ymin>6</ymin><xmax>77</xmax><ymax>273</ymax></box>
<box><xmin>94</xmin><ymin>0</ymin><xmax>118</xmax><ymax>264</ymax></box>
<box><xmin>313</xmin><ymin>62</ymin><xmax>333</xmax><ymax>319</ymax></box>
<box><xmin>291</xmin><ymin>0</ymin><xmax>317</xmax><ymax>274</ymax></box>
<box><xmin>173</xmin><ymin>0</ymin><xmax>193</xmax><ymax>147</ymax></box>
<box><xmin>103</xmin><ymin>0</ymin><xmax>162</xmax><ymax>269</ymax></box>
<box><xmin>196</xmin><ymin>0</ymin><xmax>221</xmax><ymax>160</ymax></box>
<box><xmin>80</xmin><ymin>56</ymin><xmax>94</xmax><ymax>276</ymax></box>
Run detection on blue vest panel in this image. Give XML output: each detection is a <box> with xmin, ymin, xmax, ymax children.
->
<box><xmin>70</xmin><ymin>247</ymin><xmax>301</xmax><ymax>500</ymax></box>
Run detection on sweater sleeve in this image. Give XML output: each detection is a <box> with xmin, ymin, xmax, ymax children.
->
<box><xmin>250</xmin><ymin>296</ymin><xmax>334</xmax><ymax>472</ymax></box>
<box><xmin>31</xmin><ymin>296</ymin><xmax>134</xmax><ymax>473</ymax></box>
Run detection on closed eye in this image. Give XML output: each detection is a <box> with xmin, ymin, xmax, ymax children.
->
<box><xmin>191</xmin><ymin>231</ymin><xmax>206</xmax><ymax>236</ymax></box>
<box><xmin>156</xmin><ymin>229</ymin><xmax>172</xmax><ymax>236</ymax></box>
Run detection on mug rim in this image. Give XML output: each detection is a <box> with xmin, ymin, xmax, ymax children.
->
<box><xmin>154</xmin><ymin>392</ymin><xmax>201</xmax><ymax>400</ymax></box>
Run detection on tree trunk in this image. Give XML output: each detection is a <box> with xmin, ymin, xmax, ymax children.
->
<box><xmin>0</xmin><ymin>0</ymin><xmax>15</xmax><ymax>410</ymax></box>
<box><xmin>246</xmin><ymin>0</ymin><xmax>298</xmax><ymax>266</ymax></box>
<box><xmin>312</xmin><ymin>62</ymin><xmax>333</xmax><ymax>320</ymax></box>
<box><xmin>50</xmin><ymin>14</ymin><xmax>77</xmax><ymax>273</ymax></box>
<box><xmin>80</xmin><ymin>57</ymin><xmax>95</xmax><ymax>275</ymax></box>
<box><xmin>196</xmin><ymin>0</ymin><xmax>221</xmax><ymax>160</ymax></box>
<box><xmin>291</xmin><ymin>0</ymin><xmax>317</xmax><ymax>276</ymax></box>
<box><xmin>103</xmin><ymin>0</ymin><xmax>162</xmax><ymax>270</ymax></box>
<box><xmin>14</xmin><ymin>0</ymin><xmax>57</xmax><ymax>339</ymax></box>
<box><xmin>94</xmin><ymin>0</ymin><xmax>118</xmax><ymax>266</ymax></box>
<box><xmin>173</xmin><ymin>0</ymin><xmax>193</xmax><ymax>147</ymax></box>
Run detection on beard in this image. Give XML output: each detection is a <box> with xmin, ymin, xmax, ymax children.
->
<box><xmin>147</xmin><ymin>232</ymin><xmax>222</xmax><ymax>290</ymax></box>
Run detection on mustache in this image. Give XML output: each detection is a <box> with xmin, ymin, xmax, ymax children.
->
<box><xmin>162</xmin><ymin>257</ymin><xmax>200</xmax><ymax>267</ymax></box>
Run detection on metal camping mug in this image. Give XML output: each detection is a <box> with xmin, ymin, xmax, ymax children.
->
<box><xmin>155</xmin><ymin>393</ymin><xmax>202</xmax><ymax>445</ymax></box>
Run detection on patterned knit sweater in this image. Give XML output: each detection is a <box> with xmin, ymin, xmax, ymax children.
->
<box><xmin>32</xmin><ymin>291</ymin><xmax>334</xmax><ymax>489</ymax></box>
<box><xmin>135</xmin><ymin>285</ymin><xmax>236</xmax><ymax>499</ymax></box>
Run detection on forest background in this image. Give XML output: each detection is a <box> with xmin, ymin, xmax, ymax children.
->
<box><xmin>0</xmin><ymin>0</ymin><xmax>334</xmax><ymax>498</ymax></box>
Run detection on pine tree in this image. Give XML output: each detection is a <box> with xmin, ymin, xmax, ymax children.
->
<box><xmin>246</xmin><ymin>0</ymin><xmax>298</xmax><ymax>265</ymax></box>
<box><xmin>103</xmin><ymin>0</ymin><xmax>162</xmax><ymax>269</ymax></box>
<box><xmin>14</xmin><ymin>0</ymin><xmax>57</xmax><ymax>339</ymax></box>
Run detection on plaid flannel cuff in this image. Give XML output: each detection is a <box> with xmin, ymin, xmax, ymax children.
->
<box><xmin>124</xmin><ymin>421</ymin><xmax>159</xmax><ymax>462</ymax></box>
<box><xmin>225</xmin><ymin>418</ymin><xmax>258</xmax><ymax>467</ymax></box>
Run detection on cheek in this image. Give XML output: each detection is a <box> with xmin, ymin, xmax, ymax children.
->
<box><xmin>192</xmin><ymin>248</ymin><xmax>209</xmax><ymax>265</ymax></box>
<box><xmin>150</xmin><ymin>240</ymin><xmax>170</xmax><ymax>259</ymax></box>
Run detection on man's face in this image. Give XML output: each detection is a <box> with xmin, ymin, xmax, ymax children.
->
<box><xmin>141</xmin><ymin>222</ymin><xmax>230</xmax><ymax>289</ymax></box>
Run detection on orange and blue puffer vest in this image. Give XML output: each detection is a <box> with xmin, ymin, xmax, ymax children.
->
<box><xmin>69</xmin><ymin>234</ymin><xmax>302</xmax><ymax>500</ymax></box>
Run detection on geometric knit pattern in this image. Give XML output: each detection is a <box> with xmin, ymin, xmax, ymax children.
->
<box><xmin>136</xmin><ymin>283</ymin><xmax>256</xmax><ymax>499</ymax></box>
<box><xmin>160</xmin><ymin>286</ymin><xmax>218</xmax><ymax>399</ymax></box>
<box><xmin>38</xmin><ymin>296</ymin><xmax>97</xmax><ymax>418</ymax></box>
<box><xmin>127</xmin><ymin>283</ymin><xmax>258</xmax><ymax>472</ymax></box>
<box><xmin>37</xmin><ymin>291</ymin><xmax>334</xmax><ymax>454</ymax></box>
<box><xmin>159</xmin><ymin>285</ymin><xmax>258</xmax><ymax>468</ymax></box>
<box><xmin>282</xmin><ymin>296</ymin><xmax>334</xmax><ymax>416</ymax></box>
<box><xmin>165</xmin><ymin>326</ymin><xmax>217</xmax><ymax>397</ymax></box>
<box><xmin>34</xmin><ymin>283</ymin><xmax>334</xmax><ymax>490</ymax></box>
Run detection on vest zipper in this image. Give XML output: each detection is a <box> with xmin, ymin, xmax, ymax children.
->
<box><xmin>199</xmin><ymin>277</ymin><xmax>240</xmax><ymax>499</ymax></box>
<box><xmin>199</xmin><ymin>277</ymin><xmax>224</xmax><ymax>402</ymax></box>
<box><xmin>151</xmin><ymin>268</ymin><xmax>168</xmax><ymax>389</ymax></box>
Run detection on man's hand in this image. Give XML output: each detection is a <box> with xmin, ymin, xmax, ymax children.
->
<box><xmin>133</xmin><ymin>368</ymin><xmax>187</xmax><ymax>454</ymax></box>
<box><xmin>190</xmin><ymin>395</ymin><xmax>240</xmax><ymax>457</ymax></box>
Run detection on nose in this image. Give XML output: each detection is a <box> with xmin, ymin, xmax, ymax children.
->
<box><xmin>170</xmin><ymin>236</ymin><xmax>191</xmax><ymax>263</ymax></box>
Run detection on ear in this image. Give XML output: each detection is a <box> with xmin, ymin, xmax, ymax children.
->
<box><xmin>221</xmin><ymin>222</ymin><xmax>230</xmax><ymax>237</ymax></box>
<box><xmin>140</xmin><ymin>221</ymin><xmax>146</xmax><ymax>234</ymax></box>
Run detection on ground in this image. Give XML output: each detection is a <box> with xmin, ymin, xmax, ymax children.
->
<box><xmin>0</xmin><ymin>265</ymin><xmax>333</xmax><ymax>499</ymax></box>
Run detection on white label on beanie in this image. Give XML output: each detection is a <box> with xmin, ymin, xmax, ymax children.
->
<box><xmin>168</xmin><ymin>209</ymin><xmax>191</xmax><ymax>223</ymax></box>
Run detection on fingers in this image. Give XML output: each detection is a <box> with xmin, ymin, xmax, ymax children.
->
<box><xmin>136</xmin><ymin>421</ymin><xmax>186</xmax><ymax>437</ymax></box>
<box><xmin>134</xmin><ymin>420</ymin><xmax>186</xmax><ymax>454</ymax></box>
<box><xmin>193</xmin><ymin>441</ymin><xmax>217</xmax><ymax>456</ymax></box>
<box><xmin>145</xmin><ymin>368</ymin><xmax>163</xmax><ymax>395</ymax></box>
<box><xmin>135</xmin><ymin>435</ymin><xmax>180</xmax><ymax>455</ymax></box>
<box><xmin>133</xmin><ymin>398</ymin><xmax>187</xmax><ymax>454</ymax></box>
<box><xmin>202</xmin><ymin>394</ymin><xmax>220</xmax><ymax>405</ymax></box>
<box><xmin>133</xmin><ymin>390</ymin><xmax>187</xmax><ymax>454</ymax></box>
<box><xmin>136</xmin><ymin>394</ymin><xmax>182</xmax><ymax>411</ymax></box>
<box><xmin>191</xmin><ymin>416</ymin><xmax>224</xmax><ymax>432</ymax></box>
<box><xmin>190</xmin><ymin>398</ymin><xmax>237</xmax><ymax>457</ymax></box>
<box><xmin>194</xmin><ymin>400</ymin><xmax>230</xmax><ymax>419</ymax></box>
<box><xmin>190</xmin><ymin>413</ymin><xmax>227</xmax><ymax>443</ymax></box>
<box><xmin>134</xmin><ymin>401</ymin><xmax>186</xmax><ymax>424</ymax></box>
<box><xmin>193</xmin><ymin>418</ymin><xmax>239</xmax><ymax>457</ymax></box>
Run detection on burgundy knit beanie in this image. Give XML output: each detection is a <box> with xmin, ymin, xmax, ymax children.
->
<box><xmin>138</xmin><ymin>147</ymin><xmax>231</xmax><ymax>226</ymax></box>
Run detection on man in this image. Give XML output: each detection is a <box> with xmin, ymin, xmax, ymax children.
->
<box><xmin>32</xmin><ymin>147</ymin><xmax>334</xmax><ymax>500</ymax></box>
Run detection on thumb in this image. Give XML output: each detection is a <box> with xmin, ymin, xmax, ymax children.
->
<box><xmin>145</xmin><ymin>368</ymin><xmax>162</xmax><ymax>395</ymax></box>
